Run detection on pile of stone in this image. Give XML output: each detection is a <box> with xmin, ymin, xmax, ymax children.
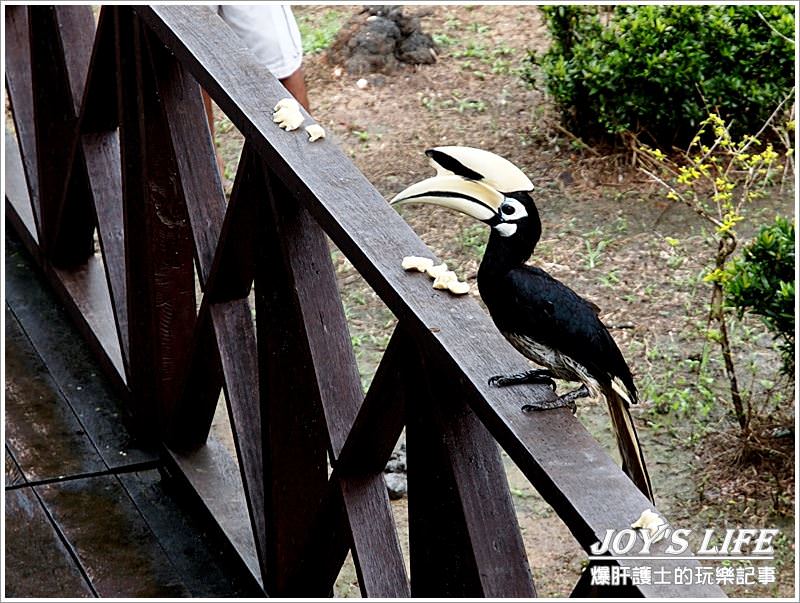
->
<box><xmin>384</xmin><ymin>442</ymin><xmax>407</xmax><ymax>500</ymax></box>
<box><xmin>328</xmin><ymin>5</ymin><xmax>437</xmax><ymax>75</ymax></box>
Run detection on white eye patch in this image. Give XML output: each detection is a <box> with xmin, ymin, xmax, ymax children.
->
<box><xmin>499</xmin><ymin>199</ymin><xmax>528</xmax><ymax>220</ymax></box>
<box><xmin>494</xmin><ymin>223</ymin><xmax>518</xmax><ymax>237</ymax></box>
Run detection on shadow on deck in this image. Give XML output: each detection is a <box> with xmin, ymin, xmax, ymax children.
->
<box><xmin>4</xmin><ymin>229</ymin><xmax>262</xmax><ymax>598</ymax></box>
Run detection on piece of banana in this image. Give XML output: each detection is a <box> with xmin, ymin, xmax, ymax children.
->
<box><xmin>631</xmin><ymin>509</ymin><xmax>668</xmax><ymax>542</ymax></box>
<box><xmin>305</xmin><ymin>124</ymin><xmax>326</xmax><ymax>142</ymax></box>
<box><xmin>446</xmin><ymin>280</ymin><xmax>471</xmax><ymax>295</ymax></box>
<box><xmin>402</xmin><ymin>256</ymin><xmax>435</xmax><ymax>272</ymax></box>
<box><xmin>425</xmin><ymin>263</ymin><xmax>449</xmax><ymax>280</ymax></box>
<box><xmin>273</xmin><ymin>97</ymin><xmax>304</xmax><ymax>131</ymax></box>
<box><xmin>402</xmin><ymin>257</ymin><xmax>470</xmax><ymax>295</ymax></box>
<box><xmin>432</xmin><ymin>270</ymin><xmax>458</xmax><ymax>290</ymax></box>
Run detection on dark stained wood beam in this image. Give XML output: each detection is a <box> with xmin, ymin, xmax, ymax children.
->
<box><xmin>115</xmin><ymin>7</ymin><xmax>196</xmax><ymax>435</ymax></box>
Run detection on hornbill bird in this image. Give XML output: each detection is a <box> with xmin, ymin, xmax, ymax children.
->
<box><xmin>391</xmin><ymin>146</ymin><xmax>654</xmax><ymax>503</ymax></box>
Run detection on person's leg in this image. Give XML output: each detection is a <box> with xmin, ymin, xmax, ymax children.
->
<box><xmin>202</xmin><ymin>88</ymin><xmax>215</xmax><ymax>135</ymax></box>
<box><xmin>279</xmin><ymin>67</ymin><xmax>310</xmax><ymax>112</ymax></box>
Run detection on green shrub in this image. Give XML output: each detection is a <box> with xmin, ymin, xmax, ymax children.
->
<box><xmin>529</xmin><ymin>5</ymin><xmax>795</xmax><ymax>146</ymax></box>
<box><xmin>724</xmin><ymin>216</ymin><xmax>795</xmax><ymax>373</ymax></box>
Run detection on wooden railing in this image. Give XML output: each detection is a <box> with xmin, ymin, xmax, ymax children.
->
<box><xmin>5</xmin><ymin>5</ymin><xmax>725</xmax><ymax>598</ymax></box>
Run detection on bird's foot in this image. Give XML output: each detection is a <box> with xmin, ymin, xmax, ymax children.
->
<box><xmin>488</xmin><ymin>369</ymin><xmax>556</xmax><ymax>390</ymax></box>
<box><xmin>521</xmin><ymin>384</ymin><xmax>589</xmax><ymax>415</ymax></box>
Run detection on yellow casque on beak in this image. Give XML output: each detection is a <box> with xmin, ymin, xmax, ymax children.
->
<box><xmin>426</xmin><ymin>146</ymin><xmax>534</xmax><ymax>194</ymax></box>
<box><xmin>390</xmin><ymin>174</ymin><xmax>503</xmax><ymax>222</ymax></box>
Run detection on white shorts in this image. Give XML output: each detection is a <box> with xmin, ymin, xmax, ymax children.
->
<box><xmin>212</xmin><ymin>5</ymin><xmax>303</xmax><ymax>80</ymax></box>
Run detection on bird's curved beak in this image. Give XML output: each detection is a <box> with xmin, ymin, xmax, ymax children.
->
<box><xmin>390</xmin><ymin>175</ymin><xmax>503</xmax><ymax>223</ymax></box>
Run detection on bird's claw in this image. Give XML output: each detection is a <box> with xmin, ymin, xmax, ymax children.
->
<box><xmin>521</xmin><ymin>398</ymin><xmax>577</xmax><ymax>415</ymax></box>
<box><xmin>488</xmin><ymin>370</ymin><xmax>557</xmax><ymax>390</ymax></box>
<box><xmin>488</xmin><ymin>374</ymin><xmax>508</xmax><ymax>387</ymax></box>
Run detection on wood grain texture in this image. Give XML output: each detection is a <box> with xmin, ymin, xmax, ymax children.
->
<box><xmin>146</xmin><ymin>30</ymin><xmax>226</xmax><ymax>286</ymax></box>
<box><xmin>210</xmin><ymin>301</ymin><xmax>266</xmax><ymax>580</ymax></box>
<box><xmin>77</xmin><ymin>8</ymin><xmax>128</xmax><ymax>368</ymax></box>
<box><xmin>262</xmin><ymin>166</ymin><xmax>363</xmax><ymax>460</ymax></box>
<box><xmin>407</xmin><ymin>343</ymin><xmax>534</xmax><ymax>597</ymax></box>
<box><xmin>254</xmin><ymin>175</ymin><xmax>329</xmax><ymax>595</ymax></box>
<box><xmin>167</xmin><ymin>296</ymin><xmax>265</xmax><ymax>580</ymax></box>
<box><xmin>166</xmin><ymin>301</ymin><xmax>223</xmax><ymax>451</ymax></box>
<box><xmin>262</xmin><ymin>168</ymin><xmax>408</xmax><ymax>596</ymax></box>
<box><xmin>83</xmin><ymin>131</ymin><xmax>128</xmax><ymax>369</ymax></box>
<box><xmin>5</xmin><ymin>6</ymin><xmax>42</xmax><ymax>232</ymax></box>
<box><xmin>5</xmin><ymin>5</ymin><xmax>727</xmax><ymax>597</ymax></box>
<box><xmin>53</xmin><ymin>6</ymin><xmax>95</xmax><ymax>109</ymax></box>
<box><xmin>80</xmin><ymin>7</ymin><xmax>118</xmax><ymax>133</ymax></box>
<box><xmin>118</xmin><ymin>469</ymin><xmax>263</xmax><ymax>597</ymax></box>
<box><xmin>50</xmin><ymin>258</ymin><xmax>127</xmax><ymax>387</ymax></box>
<box><xmin>5</xmin><ymin>250</ymin><xmax>155</xmax><ymax>469</ymax></box>
<box><xmin>116</xmin><ymin>7</ymin><xmax>196</xmax><ymax>434</ymax></box>
<box><xmin>205</xmin><ymin>144</ymin><xmax>258</xmax><ymax>303</ymax></box>
<box><xmin>136</xmin><ymin>7</ymin><xmax>726</xmax><ymax>596</ymax></box>
<box><xmin>5</xmin><ymin>488</ymin><xmax>95</xmax><ymax>598</ymax></box>
<box><xmin>6</xmin><ymin>147</ymin><xmax>126</xmax><ymax>391</ymax></box>
<box><xmin>5</xmin><ymin>446</ymin><xmax>27</xmax><ymax>489</ymax></box>
<box><xmin>36</xmin><ymin>475</ymin><xmax>190</xmax><ymax>597</ymax></box>
<box><xmin>283</xmin><ymin>330</ymin><xmax>413</xmax><ymax>597</ymax></box>
<box><xmin>28</xmin><ymin>6</ymin><xmax>95</xmax><ymax>266</ymax></box>
<box><xmin>166</xmin><ymin>437</ymin><xmax>263</xmax><ymax>588</ymax></box>
<box><xmin>5</xmin><ymin>131</ymin><xmax>39</xmax><ymax>251</ymax></box>
<box><xmin>417</xmin><ymin>347</ymin><xmax>535</xmax><ymax>597</ymax></box>
<box><xmin>342</xmin><ymin>473</ymin><xmax>410</xmax><ymax>597</ymax></box>
<box><xmin>407</xmin><ymin>369</ymin><xmax>483</xmax><ymax>597</ymax></box>
<box><xmin>285</xmin><ymin>471</ymin><xmax>409</xmax><ymax>598</ymax></box>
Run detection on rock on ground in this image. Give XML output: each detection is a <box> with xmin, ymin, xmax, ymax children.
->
<box><xmin>328</xmin><ymin>6</ymin><xmax>437</xmax><ymax>75</ymax></box>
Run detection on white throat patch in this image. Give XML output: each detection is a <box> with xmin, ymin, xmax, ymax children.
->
<box><xmin>494</xmin><ymin>222</ymin><xmax>517</xmax><ymax>237</ymax></box>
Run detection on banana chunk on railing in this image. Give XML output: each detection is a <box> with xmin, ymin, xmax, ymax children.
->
<box><xmin>425</xmin><ymin>262</ymin><xmax>449</xmax><ymax>280</ymax></box>
<box><xmin>401</xmin><ymin>256</ymin><xmax>434</xmax><ymax>272</ymax></box>
<box><xmin>305</xmin><ymin>124</ymin><xmax>326</xmax><ymax>142</ymax></box>
<box><xmin>272</xmin><ymin>97</ymin><xmax>304</xmax><ymax>131</ymax></box>
<box><xmin>401</xmin><ymin>257</ymin><xmax>471</xmax><ymax>295</ymax></box>
<box><xmin>631</xmin><ymin>509</ymin><xmax>668</xmax><ymax>542</ymax></box>
<box><xmin>432</xmin><ymin>270</ymin><xmax>458</xmax><ymax>290</ymax></box>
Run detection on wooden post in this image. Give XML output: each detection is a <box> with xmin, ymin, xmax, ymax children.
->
<box><xmin>408</xmin><ymin>343</ymin><xmax>536</xmax><ymax>597</ymax></box>
<box><xmin>254</xmin><ymin>168</ymin><xmax>329</xmax><ymax>594</ymax></box>
<box><xmin>28</xmin><ymin>6</ymin><xmax>96</xmax><ymax>266</ymax></box>
<box><xmin>115</xmin><ymin>7</ymin><xmax>196</xmax><ymax>435</ymax></box>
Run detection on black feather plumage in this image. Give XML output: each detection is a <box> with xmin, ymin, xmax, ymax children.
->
<box><xmin>475</xmin><ymin>191</ymin><xmax>653</xmax><ymax>502</ymax></box>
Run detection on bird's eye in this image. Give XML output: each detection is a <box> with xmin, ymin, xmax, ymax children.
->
<box><xmin>499</xmin><ymin>199</ymin><xmax>528</xmax><ymax>220</ymax></box>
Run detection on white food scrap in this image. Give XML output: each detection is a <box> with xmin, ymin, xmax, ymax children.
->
<box><xmin>274</xmin><ymin>97</ymin><xmax>299</xmax><ymax>112</ymax></box>
<box><xmin>402</xmin><ymin>256</ymin><xmax>435</xmax><ymax>272</ymax></box>
<box><xmin>305</xmin><ymin>124</ymin><xmax>326</xmax><ymax>142</ymax></box>
<box><xmin>447</xmin><ymin>280</ymin><xmax>471</xmax><ymax>295</ymax></box>
<box><xmin>631</xmin><ymin>509</ymin><xmax>668</xmax><ymax>542</ymax></box>
<box><xmin>402</xmin><ymin>257</ymin><xmax>470</xmax><ymax>296</ymax></box>
<box><xmin>432</xmin><ymin>270</ymin><xmax>458</xmax><ymax>290</ymax></box>
<box><xmin>273</xmin><ymin>97</ymin><xmax>304</xmax><ymax>131</ymax></box>
<box><xmin>425</xmin><ymin>263</ymin><xmax>449</xmax><ymax>280</ymax></box>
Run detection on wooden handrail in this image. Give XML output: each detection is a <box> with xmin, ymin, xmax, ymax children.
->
<box><xmin>4</xmin><ymin>5</ymin><xmax>726</xmax><ymax>598</ymax></box>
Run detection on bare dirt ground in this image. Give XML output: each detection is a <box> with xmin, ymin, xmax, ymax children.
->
<box><xmin>213</xmin><ymin>5</ymin><xmax>795</xmax><ymax>597</ymax></box>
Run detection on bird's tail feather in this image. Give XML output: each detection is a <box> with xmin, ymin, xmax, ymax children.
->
<box><xmin>602</xmin><ymin>384</ymin><xmax>655</xmax><ymax>503</ymax></box>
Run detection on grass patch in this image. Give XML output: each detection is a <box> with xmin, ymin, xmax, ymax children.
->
<box><xmin>297</xmin><ymin>9</ymin><xmax>345</xmax><ymax>55</ymax></box>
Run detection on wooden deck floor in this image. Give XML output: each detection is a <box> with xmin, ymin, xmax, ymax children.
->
<box><xmin>4</xmin><ymin>230</ymin><xmax>263</xmax><ymax>598</ymax></box>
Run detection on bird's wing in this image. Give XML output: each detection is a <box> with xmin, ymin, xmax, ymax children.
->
<box><xmin>496</xmin><ymin>266</ymin><xmax>636</xmax><ymax>400</ymax></box>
